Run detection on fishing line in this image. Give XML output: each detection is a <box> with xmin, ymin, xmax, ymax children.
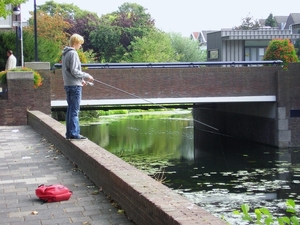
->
<box><xmin>91</xmin><ymin>78</ymin><xmax>219</xmax><ymax>131</ymax></box>
<box><xmin>89</xmin><ymin>78</ymin><xmax>230</xmax><ymax>170</ymax></box>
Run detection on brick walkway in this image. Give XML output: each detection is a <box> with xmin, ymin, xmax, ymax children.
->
<box><xmin>0</xmin><ymin>126</ymin><xmax>135</xmax><ymax>225</ymax></box>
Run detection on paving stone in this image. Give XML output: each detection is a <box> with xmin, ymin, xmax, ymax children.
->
<box><xmin>0</xmin><ymin>126</ymin><xmax>135</xmax><ymax>225</ymax></box>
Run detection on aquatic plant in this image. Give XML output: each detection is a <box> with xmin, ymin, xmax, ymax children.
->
<box><xmin>153</xmin><ymin>167</ymin><xmax>167</xmax><ymax>184</ymax></box>
<box><xmin>233</xmin><ymin>199</ymin><xmax>299</xmax><ymax>225</ymax></box>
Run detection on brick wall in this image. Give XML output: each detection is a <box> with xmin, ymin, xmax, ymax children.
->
<box><xmin>277</xmin><ymin>63</ymin><xmax>300</xmax><ymax>147</ymax></box>
<box><xmin>52</xmin><ymin>66</ymin><xmax>280</xmax><ymax>101</ymax></box>
<box><xmin>0</xmin><ymin>66</ymin><xmax>51</xmax><ymax>126</ymax></box>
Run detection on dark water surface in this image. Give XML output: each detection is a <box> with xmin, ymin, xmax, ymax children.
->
<box><xmin>80</xmin><ymin>111</ymin><xmax>300</xmax><ymax>224</ymax></box>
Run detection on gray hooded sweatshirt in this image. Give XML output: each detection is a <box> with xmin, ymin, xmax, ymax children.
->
<box><xmin>62</xmin><ymin>46</ymin><xmax>90</xmax><ymax>86</ymax></box>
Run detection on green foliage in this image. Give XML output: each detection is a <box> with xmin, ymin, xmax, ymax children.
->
<box><xmin>0</xmin><ymin>30</ymin><xmax>62</xmax><ymax>69</ymax></box>
<box><xmin>124</xmin><ymin>30</ymin><xmax>179</xmax><ymax>62</ymax></box>
<box><xmin>90</xmin><ymin>25</ymin><xmax>123</xmax><ymax>62</ymax></box>
<box><xmin>115</xmin><ymin>2</ymin><xmax>155</xmax><ymax>29</ymax></box>
<box><xmin>0</xmin><ymin>67</ymin><xmax>43</xmax><ymax>88</ymax></box>
<box><xmin>90</xmin><ymin>2</ymin><xmax>156</xmax><ymax>63</ymax></box>
<box><xmin>234</xmin><ymin>14</ymin><xmax>261</xmax><ymax>30</ymax></box>
<box><xmin>0</xmin><ymin>31</ymin><xmax>15</xmax><ymax>71</ymax></box>
<box><xmin>25</xmin><ymin>10</ymin><xmax>71</xmax><ymax>48</ymax></box>
<box><xmin>265</xmin><ymin>13</ymin><xmax>277</xmax><ymax>27</ymax></box>
<box><xmin>169</xmin><ymin>32</ymin><xmax>207</xmax><ymax>62</ymax></box>
<box><xmin>233</xmin><ymin>199</ymin><xmax>299</xmax><ymax>225</ymax></box>
<box><xmin>263</xmin><ymin>38</ymin><xmax>299</xmax><ymax>69</ymax></box>
<box><xmin>81</xmin><ymin>49</ymin><xmax>97</xmax><ymax>63</ymax></box>
<box><xmin>23</xmin><ymin>31</ymin><xmax>61</xmax><ymax>66</ymax></box>
<box><xmin>0</xmin><ymin>0</ymin><xmax>28</xmax><ymax>18</ymax></box>
<box><xmin>38</xmin><ymin>0</ymin><xmax>85</xmax><ymax>18</ymax></box>
<box><xmin>79</xmin><ymin>110</ymin><xmax>101</xmax><ymax>120</ymax></box>
<box><xmin>37</xmin><ymin>1</ymin><xmax>100</xmax><ymax>56</ymax></box>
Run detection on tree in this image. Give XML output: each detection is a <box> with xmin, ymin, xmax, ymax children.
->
<box><xmin>23</xmin><ymin>30</ymin><xmax>61</xmax><ymax>66</ymax></box>
<box><xmin>0</xmin><ymin>31</ymin><xmax>15</xmax><ymax>70</ymax></box>
<box><xmin>169</xmin><ymin>32</ymin><xmax>206</xmax><ymax>62</ymax></box>
<box><xmin>0</xmin><ymin>0</ymin><xmax>27</xmax><ymax>18</ymax></box>
<box><xmin>0</xmin><ymin>30</ymin><xmax>61</xmax><ymax>69</ymax></box>
<box><xmin>113</xmin><ymin>3</ymin><xmax>155</xmax><ymax>28</ymax></box>
<box><xmin>37</xmin><ymin>0</ymin><xmax>83</xmax><ymax>18</ymax></box>
<box><xmin>104</xmin><ymin>3</ymin><xmax>155</xmax><ymax>50</ymax></box>
<box><xmin>90</xmin><ymin>25</ymin><xmax>124</xmax><ymax>63</ymax></box>
<box><xmin>37</xmin><ymin>1</ymin><xmax>99</xmax><ymax>60</ymax></box>
<box><xmin>65</xmin><ymin>12</ymin><xmax>100</xmax><ymax>52</ymax></box>
<box><xmin>265</xmin><ymin>13</ymin><xmax>277</xmax><ymax>27</ymax></box>
<box><xmin>25</xmin><ymin>10</ymin><xmax>71</xmax><ymax>48</ymax></box>
<box><xmin>263</xmin><ymin>39</ymin><xmax>299</xmax><ymax>69</ymax></box>
<box><xmin>123</xmin><ymin>30</ymin><xmax>179</xmax><ymax>63</ymax></box>
<box><xmin>234</xmin><ymin>14</ymin><xmax>261</xmax><ymax>30</ymax></box>
<box><xmin>90</xmin><ymin>2</ymin><xmax>157</xmax><ymax>63</ymax></box>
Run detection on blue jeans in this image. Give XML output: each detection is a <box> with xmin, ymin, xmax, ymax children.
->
<box><xmin>64</xmin><ymin>86</ymin><xmax>82</xmax><ymax>139</ymax></box>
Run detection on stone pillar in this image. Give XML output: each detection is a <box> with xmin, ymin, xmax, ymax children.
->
<box><xmin>5</xmin><ymin>71</ymin><xmax>35</xmax><ymax>125</ymax></box>
<box><xmin>0</xmin><ymin>61</ymin><xmax>52</xmax><ymax>126</ymax></box>
<box><xmin>276</xmin><ymin>107</ymin><xmax>291</xmax><ymax>148</ymax></box>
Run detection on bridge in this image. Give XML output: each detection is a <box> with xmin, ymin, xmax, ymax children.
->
<box><xmin>52</xmin><ymin>61</ymin><xmax>281</xmax><ymax>109</ymax></box>
<box><xmin>51</xmin><ymin>62</ymin><xmax>300</xmax><ymax>148</ymax></box>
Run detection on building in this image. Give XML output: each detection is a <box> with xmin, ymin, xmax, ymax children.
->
<box><xmin>285</xmin><ymin>13</ymin><xmax>300</xmax><ymax>33</ymax></box>
<box><xmin>206</xmin><ymin>28</ymin><xmax>300</xmax><ymax>62</ymax></box>
<box><xmin>190</xmin><ymin>30</ymin><xmax>217</xmax><ymax>51</ymax></box>
<box><xmin>192</xmin><ymin>13</ymin><xmax>300</xmax><ymax>62</ymax></box>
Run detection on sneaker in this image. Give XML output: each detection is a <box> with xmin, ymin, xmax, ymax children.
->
<box><xmin>69</xmin><ymin>135</ymin><xmax>88</xmax><ymax>140</ymax></box>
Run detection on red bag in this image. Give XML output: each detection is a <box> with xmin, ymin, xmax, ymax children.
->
<box><xmin>35</xmin><ymin>184</ymin><xmax>72</xmax><ymax>203</ymax></box>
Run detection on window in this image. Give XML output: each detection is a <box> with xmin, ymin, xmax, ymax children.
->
<box><xmin>208</xmin><ymin>49</ymin><xmax>219</xmax><ymax>60</ymax></box>
<box><xmin>245</xmin><ymin>47</ymin><xmax>266</xmax><ymax>61</ymax></box>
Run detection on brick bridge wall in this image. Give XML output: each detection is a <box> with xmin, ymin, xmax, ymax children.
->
<box><xmin>277</xmin><ymin>63</ymin><xmax>300</xmax><ymax>147</ymax></box>
<box><xmin>51</xmin><ymin>66</ymin><xmax>280</xmax><ymax>101</ymax></box>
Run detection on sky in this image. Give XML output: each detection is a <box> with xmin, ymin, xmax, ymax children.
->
<box><xmin>20</xmin><ymin>0</ymin><xmax>299</xmax><ymax>37</ymax></box>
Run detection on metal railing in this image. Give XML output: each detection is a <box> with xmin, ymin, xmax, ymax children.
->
<box><xmin>53</xmin><ymin>60</ymin><xmax>283</xmax><ymax>70</ymax></box>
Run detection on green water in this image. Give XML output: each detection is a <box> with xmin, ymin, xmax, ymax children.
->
<box><xmin>80</xmin><ymin>111</ymin><xmax>300</xmax><ymax>224</ymax></box>
<box><xmin>81</xmin><ymin>111</ymin><xmax>194</xmax><ymax>167</ymax></box>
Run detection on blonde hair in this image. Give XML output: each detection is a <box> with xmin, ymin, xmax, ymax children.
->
<box><xmin>69</xmin><ymin>34</ymin><xmax>84</xmax><ymax>47</ymax></box>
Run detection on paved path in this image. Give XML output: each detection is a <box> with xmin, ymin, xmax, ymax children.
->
<box><xmin>0</xmin><ymin>126</ymin><xmax>135</xmax><ymax>225</ymax></box>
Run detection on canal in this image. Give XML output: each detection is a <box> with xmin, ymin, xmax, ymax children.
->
<box><xmin>79</xmin><ymin>110</ymin><xmax>300</xmax><ymax>224</ymax></box>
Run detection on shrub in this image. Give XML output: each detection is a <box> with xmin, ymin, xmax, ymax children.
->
<box><xmin>263</xmin><ymin>38</ymin><xmax>299</xmax><ymax>70</ymax></box>
<box><xmin>0</xmin><ymin>67</ymin><xmax>43</xmax><ymax>89</ymax></box>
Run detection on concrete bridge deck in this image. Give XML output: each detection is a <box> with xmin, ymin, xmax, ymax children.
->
<box><xmin>52</xmin><ymin>96</ymin><xmax>277</xmax><ymax>106</ymax></box>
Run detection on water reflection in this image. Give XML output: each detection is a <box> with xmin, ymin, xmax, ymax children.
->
<box><xmin>80</xmin><ymin>111</ymin><xmax>300</xmax><ymax>224</ymax></box>
<box><xmin>81</xmin><ymin>112</ymin><xmax>194</xmax><ymax>160</ymax></box>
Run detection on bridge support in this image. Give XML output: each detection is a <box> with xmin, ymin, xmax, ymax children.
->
<box><xmin>193</xmin><ymin>102</ymin><xmax>291</xmax><ymax>148</ymax></box>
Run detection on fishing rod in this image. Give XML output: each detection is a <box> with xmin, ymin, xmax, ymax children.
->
<box><xmin>87</xmin><ymin>78</ymin><xmax>219</xmax><ymax>131</ymax></box>
<box><xmin>88</xmin><ymin>78</ymin><xmax>230</xmax><ymax>170</ymax></box>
